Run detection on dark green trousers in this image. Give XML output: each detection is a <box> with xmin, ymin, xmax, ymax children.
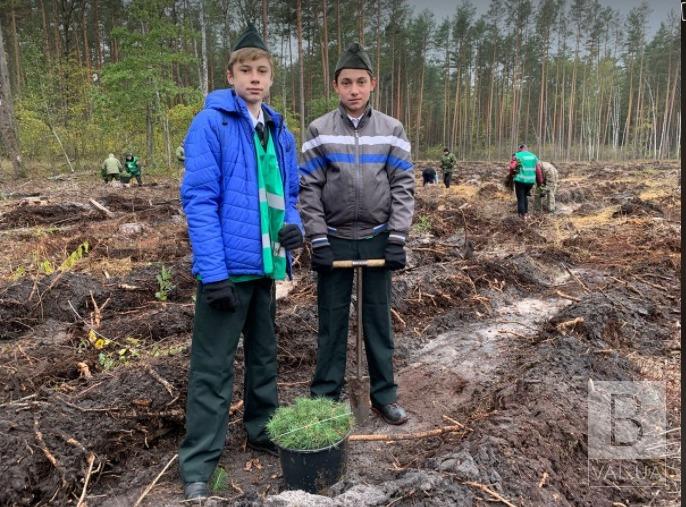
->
<box><xmin>310</xmin><ymin>233</ymin><xmax>397</xmax><ymax>407</ymax></box>
<box><xmin>179</xmin><ymin>278</ymin><xmax>278</xmax><ymax>483</ymax></box>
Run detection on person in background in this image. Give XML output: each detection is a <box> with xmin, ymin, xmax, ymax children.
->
<box><xmin>100</xmin><ymin>153</ymin><xmax>122</xmax><ymax>183</ymax></box>
<box><xmin>534</xmin><ymin>161</ymin><xmax>559</xmax><ymax>213</ymax></box>
<box><xmin>440</xmin><ymin>147</ymin><xmax>457</xmax><ymax>188</ymax></box>
<box><xmin>124</xmin><ymin>153</ymin><xmax>143</xmax><ymax>186</ymax></box>
<box><xmin>508</xmin><ymin>144</ymin><xmax>538</xmax><ymax>220</ymax></box>
<box><xmin>422</xmin><ymin>166</ymin><xmax>438</xmax><ymax>186</ymax></box>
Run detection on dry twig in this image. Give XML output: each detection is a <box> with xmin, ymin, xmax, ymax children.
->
<box><xmin>132</xmin><ymin>453</ymin><xmax>178</xmax><ymax>507</ymax></box>
<box><xmin>33</xmin><ymin>416</ymin><xmax>66</xmax><ymax>486</ymax></box>
<box><xmin>555</xmin><ymin>290</ymin><xmax>580</xmax><ymax>302</ymax></box>
<box><xmin>76</xmin><ymin>452</ymin><xmax>96</xmax><ymax>507</ymax></box>
<box><xmin>349</xmin><ymin>424</ymin><xmax>464</xmax><ymax>442</ymax></box>
<box><xmin>143</xmin><ymin>363</ymin><xmax>175</xmax><ymax>398</ymax></box>
<box><xmin>463</xmin><ymin>481</ymin><xmax>518</xmax><ymax>507</ymax></box>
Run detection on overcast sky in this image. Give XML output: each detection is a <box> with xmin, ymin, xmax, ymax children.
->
<box><xmin>407</xmin><ymin>0</ymin><xmax>679</xmax><ymax>38</ymax></box>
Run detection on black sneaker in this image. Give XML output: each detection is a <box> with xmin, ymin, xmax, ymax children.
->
<box><xmin>184</xmin><ymin>481</ymin><xmax>210</xmax><ymax>501</ymax></box>
<box><xmin>372</xmin><ymin>402</ymin><xmax>409</xmax><ymax>425</ymax></box>
<box><xmin>247</xmin><ymin>439</ymin><xmax>279</xmax><ymax>457</ymax></box>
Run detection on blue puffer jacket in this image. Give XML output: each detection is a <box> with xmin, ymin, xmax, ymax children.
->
<box><xmin>180</xmin><ymin>89</ymin><xmax>302</xmax><ymax>283</ymax></box>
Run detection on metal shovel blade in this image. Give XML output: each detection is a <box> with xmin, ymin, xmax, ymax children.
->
<box><xmin>349</xmin><ymin>375</ymin><xmax>370</xmax><ymax>425</ymax></box>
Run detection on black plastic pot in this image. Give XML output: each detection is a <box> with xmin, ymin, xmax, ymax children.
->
<box><xmin>277</xmin><ymin>435</ymin><xmax>349</xmax><ymax>494</ymax></box>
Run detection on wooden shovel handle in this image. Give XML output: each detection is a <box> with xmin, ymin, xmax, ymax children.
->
<box><xmin>332</xmin><ymin>259</ymin><xmax>386</xmax><ymax>269</ymax></box>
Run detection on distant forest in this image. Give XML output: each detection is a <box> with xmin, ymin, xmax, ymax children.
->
<box><xmin>0</xmin><ymin>0</ymin><xmax>681</xmax><ymax>175</ymax></box>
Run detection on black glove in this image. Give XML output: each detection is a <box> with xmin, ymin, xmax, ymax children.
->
<box><xmin>203</xmin><ymin>279</ymin><xmax>238</xmax><ymax>312</ymax></box>
<box><xmin>311</xmin><ymin>245</ymin><xmax>335</xmax><ymax>272</ymax></box>
<box><xmin>278</xmin><ymin>224</ymin><xmax>304</xmax><ymax>250</ymax></box>
<box><xmin>384</xmin><ymin>242</ymin><xmax>406</xmax><ymax>271</ymax></box>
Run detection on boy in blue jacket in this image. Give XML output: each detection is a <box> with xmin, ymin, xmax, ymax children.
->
<box><xmin>178</xmin><ymin>23</ymin><xmax>303</xmax><ymax>501</ymax></box>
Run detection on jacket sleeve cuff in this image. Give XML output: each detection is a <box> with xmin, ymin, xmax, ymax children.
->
<box><xmin>310</xmin><ymin>235</ymin><xmax>330</xmax><ymax>249</ymax></box>
<box><xmin>387</xmin><ymin>232</ymin><xmax>406</xmax><ymax>245</ymax></box>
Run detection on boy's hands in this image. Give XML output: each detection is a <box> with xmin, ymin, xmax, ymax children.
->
<box><xmin>384</xmin><ymin>242</ymin><xmax>406</xmax><ymax>271</ymax></box>
<box><xmin>311</xmin><ymin>245</ymin><xmax>335</xmax><ymax>272</ymax></box>
<box><xmin>203</xmin><ymin>280</ymin><xmax>238</xmax><ymax>312</ymax></box>
<box><xmin>278</xmin><ymin>224</ymin><xmax>304</xmax><ymax>250</ymax></box>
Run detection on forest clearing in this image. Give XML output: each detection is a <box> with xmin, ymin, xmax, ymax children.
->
<box><xmin>0</xmin><ymin>159</ymin><xmax>680</xmax><ymax>506</ymax></box>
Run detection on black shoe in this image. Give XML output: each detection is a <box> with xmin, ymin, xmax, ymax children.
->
<box><xmin>372</xmin><ymin>402</ymin><xmax>409</xmax><ymax>425</ymax></box>
<box><xmin>247</xmin><ymin>439</ymin><xmax>279</xmax><ymax>457</ymax></box>
<box><xmin>184</xmin><ymin>481</ymin><xmax>210</xmax><ymax>501</ymax></box>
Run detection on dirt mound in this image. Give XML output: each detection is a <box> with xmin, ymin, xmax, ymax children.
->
<box><xmin>0</xmin><ymin>262</ymin><xmax>195</xmax><ymax>341</ymax></box>
<box><xmin>0</xmin><ymin>203</ymin><xmax>101</xmax><ymax>230</ymax></box>
<box><xmin>613</xmin><ymin>197</ymin><xmax>664</xmax><ymax>217</ymax></box>
<box><xmin>549</xmin><ymin>286</ymin><xmax>672</xmax><ymax>352</ymax></box>
<box><xmin>476</xmin><ymin>182</ymin><xmax>500</xmax><ymax>198</ymax></box>
<box><xmin>556</xmin><ymin>187</ymin><xmax>588</xmax><ymax>203</ymax></box>
<box><xmin>0</xmin><ymin>357</ymin><xmax>188</xmax><ymax>506</ymax></box>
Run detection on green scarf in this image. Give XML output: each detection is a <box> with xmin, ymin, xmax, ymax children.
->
<box><xmin>231</xmin><ymin>129</ymin><xmax>286</xmax><ymax>283</ymax></box>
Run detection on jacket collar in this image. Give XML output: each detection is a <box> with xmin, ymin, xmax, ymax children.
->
<box><xmin>337</xmin><ymin>102</ymin><xmax>372</xmax><ymax>130</ymax></box>
<box><xmin>204</xmin><ymin>88</ymin><xmax>283</xmax><ymax>129</ymax></box>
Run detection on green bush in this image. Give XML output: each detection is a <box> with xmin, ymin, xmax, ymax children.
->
<box><xmin>266</xmin><ymin>397</ymin><xmax>353</xmax><ymax>451</ymax></box>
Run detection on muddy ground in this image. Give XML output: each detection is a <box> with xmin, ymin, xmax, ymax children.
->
<box><xmin>0</xmin><ymin>160</ymin><xmax>680</xmax><ymax>506</ymax></box>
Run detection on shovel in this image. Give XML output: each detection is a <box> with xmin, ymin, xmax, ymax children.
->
<box><xmin>332</xmin><ymin>259</ymin><xmax>386</xmax><ymax>425</ymax></box>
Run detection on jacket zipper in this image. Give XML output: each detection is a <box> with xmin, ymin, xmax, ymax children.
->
<box><xmin>353</xmin><ymin>127</ymin><xmax>360</xmax><ymax>240</ymax></box>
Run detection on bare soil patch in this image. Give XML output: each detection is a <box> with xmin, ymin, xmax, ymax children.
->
<box><xmin>0</xmin><ymin>162</ymin><xmax>679</xmax><ymax>506</ymax></box>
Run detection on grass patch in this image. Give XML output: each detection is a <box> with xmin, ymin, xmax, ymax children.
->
<box><xmin>267</xmin><ymin>397</ymin><xmax>353</xmax><ymax>451</ymax></box>
<box><xmin>568</xmin><ymin>206</ymin><xmax>619</xmax><ymax>230</ymax></box>
<box><xmin>209</xmin><ymin>466</ymin><xmax>229</xmax><ymax>493</ymax></box>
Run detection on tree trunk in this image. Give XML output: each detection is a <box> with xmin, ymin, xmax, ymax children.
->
<box><xmin>633</xmin><ymin>51</ymin><xmax>645</xmax><ymax>157</ymax></box>
<box><xmin>199</xmin><ymin>0</ymin><xmax>208</xmax><ymax>97</ymax></box>
<box><xmin>357</xmin><ymin>0</ymin><xmax>365</xmax><ymax>45</ymax></box>
<box><xmin>335</xmin><ymin>0</ymin><xmax>342</xmax><ymax>57</ymax></box>
<box><xmin>93</xmin><ymin>0</ymin><xmax>103</xmax><ymax>67</ymax></box>
<box><xmin>82</xmin><ymin>5</ymin><xmax>91</xmax><ymax>73</ymax></box>
<box><xmin>0</xmin><ymin>21</ymin><xmax>25</xmax><ymax>178</ymax></box>
<box><xmin>39</xmin><ymin>0</ymin><xmax>52</xmax><ymax>61</ymax></box>
<box><xmin>621</xmin><ymin>59</ymin><xmax>634</xmax><ymax>153</ymax></box>
<box><xmin>10</xmin><ymin>9</ymin><xmax>22</xmax><ymax>93</ymax></box>
<box><xmin>414</xmin><ymin>36</ymin><xmax>426</xmax><ymax>156</ymax></box>
<box><xmin>296</xmin><ymin>0</ymin><xmax>305</xmax><ymax>143</ymax></box>
<box><xmin>146</xmin><ymin>103</ymin><xmax>154</xmax><ymax>163</ymax></box>
<box><xmin>374</xmin><ymin>0</ymin><xmax>381</xmax><ymax>109</ymax></box>
<box><xmin>261</xmin><ymin>0</ymin><xmax>269</xmax><ymax>49</ymax></box>
<box><xmin>321</xmin><ymin>0</ymin><xmax>330</xmax><ymax>98</ymax></box>
<box><xmin>441</xmin><ymin>44</ymin><xmax>449</xmax><ymax>147</ymax></box>
<box><xmin>51</xmin><ymin>0</ymin><xmax>62</xmax><ymax>58</ymax></box>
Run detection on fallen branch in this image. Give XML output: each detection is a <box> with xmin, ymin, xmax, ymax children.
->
<box><xmin>349</xmin><ymin>424</ymin><xmax>464</xmax><ymax>442</ymax></box>
<box><xmin>390</xmin><ymin>307</ymin><xmax>406</xmax><ymax>327</ymax></box>
<box><xmin>34</xmin><ymin>416</ymin><xmax>66</xmax><ymax>486</ymax></box>
<box><xmin>441</xmin><ymin>414</ymin><xmax>467</xmax><ymax>429</ymax></box>
<box><xmin>89</xmin><ymin>198</ymin><xmax>115</xmax><ymax>218</ymax></box>
<box><xmin>561</xmin><ymin>263</ymin><xmax>590</xmax><ymax>293</ymax></box>
<box><xmin>463</xmin><ymin>481</ymin><xmax>518</xmax><ymax>507</ymax></box>
<box><xmin>555</xmin><ymin>290</ymin><xmax>580</xmax><ymax>302</ymax></box>
<box><xmin>143</xmin><ymin>363</ymin><xmax>175</xmax><ymax>398</ymax></box>
<box><xmin>76</xmin><ymin>452</ymin><xmax>96</xmax><ymax>507</ymax></box>
<box><xmin>132</xmin><ymin>453</ymin><xmax>178</xmax><ymax>507</ymax></box>
<box><xmin>556</xmin><ymin>317</ymin><xmax>584</xmax><ymax>333</ymax></box>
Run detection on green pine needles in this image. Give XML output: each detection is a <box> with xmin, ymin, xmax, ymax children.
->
<box><xmin>267</xmin><ymin>397</ymin><xmax>353</xmax><ymax>451</ymax></box>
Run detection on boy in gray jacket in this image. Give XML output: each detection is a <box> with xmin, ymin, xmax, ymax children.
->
<box><xmin>299</xmin><ymin>42</ymin><xmax>415</xmax><ymax>425</ymax></box>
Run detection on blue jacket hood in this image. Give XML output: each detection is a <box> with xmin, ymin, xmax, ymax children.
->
<box><xmin>203</xmin><ymin>89</ymin><xmax>284</xmax><ymax>127</ymax></box>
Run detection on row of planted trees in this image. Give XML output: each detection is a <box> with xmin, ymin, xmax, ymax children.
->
<box><xmin>0</xmin><ymin>0</ymin><xmax>680</xmax><ymax>178</ymax></box>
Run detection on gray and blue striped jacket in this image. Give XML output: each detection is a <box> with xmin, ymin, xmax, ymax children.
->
<box><xmin>299</xmin><ymin>104</ymin><xmax>415</xmax><ymax>246</ymax></box>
